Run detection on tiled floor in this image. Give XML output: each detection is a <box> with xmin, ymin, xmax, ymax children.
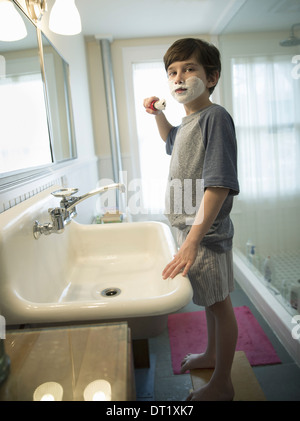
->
<box><xmin>135</xmin><ymin>281</ymin><xmax>300</xmax><ymax>401</ymax></box>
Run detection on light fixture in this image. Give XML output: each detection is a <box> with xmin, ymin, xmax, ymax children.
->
<box><xmin>83</xmin><ymin>380</ymin><xmax>112</xmax><ymax>401</ymax></box>
<box><xmin>25</xmin><ymin>0</ymin><xmax>47</xmax><ymax>22</ymax></box>
<box><xmin>33</xmin><ymin>381</ymin><xmax>63</xmax><ymax>401</ymax></box>
<box><xmin>49</xmin><ymin>0</ymin><xmax>82</xmax><ymax>36</ymax></box>
<box><xmin>26</xmin><ymin>0</ymin><xmax>82</xmax><ymax>36</ymax></box>
<box><xmin>0</xmin><ymin>0</ymin><xmax>27</xmax><ymax>42</ymax></box>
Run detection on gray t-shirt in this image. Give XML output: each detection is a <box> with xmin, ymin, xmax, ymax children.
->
<box><xmin>165</xmin><ymin>104</ymin><xmax>239</xmax><ymax>253</ymax></box>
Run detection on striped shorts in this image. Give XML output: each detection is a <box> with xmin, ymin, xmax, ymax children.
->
<box><xmin>176</xmin><ymin>229</ymin><xmax>234</xmax><ymax>307</ymax></box>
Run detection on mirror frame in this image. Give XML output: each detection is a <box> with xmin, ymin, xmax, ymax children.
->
<box><xmin>39</xmin><ymin>30</ymin><xmax>77</xmax><ymax>164</ymax></box>
<box><xmin>0</xmin><ymin>0</ymin><xmax>77</xmax><ymax>191</ymax></box>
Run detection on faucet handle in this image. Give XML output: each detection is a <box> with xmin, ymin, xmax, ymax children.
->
<box><xmin>51</xmin><ymin>188</ymin><xmax>78</xmax><ymax>198</ymax></box>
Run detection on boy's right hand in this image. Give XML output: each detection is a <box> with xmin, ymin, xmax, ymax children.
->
<box><xmin>143</xmin><ymin>96</ymin><xmax>162</xmax><ymax>115</ymax></box>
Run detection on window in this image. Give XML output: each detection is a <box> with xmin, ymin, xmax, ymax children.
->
<box><xmin>231</xmin><ymin>55</ymin><xmax>300</xmax><ymax>199</ymax></box>
<box><xmin>123</xmin><ymin>45</ymin><xmax>185</xmax><ymax>214</ymax></box>
<box><xmin>0</xmin><ymin>71</ymin><xmax>51</xmax><ymax>174</ymax></box>
<box><xmin>132</xmin><ymin>61</ymin><xmax>186</xmax><ymax>213</ymax></box>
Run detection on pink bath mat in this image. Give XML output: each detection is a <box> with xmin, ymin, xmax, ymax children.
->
<box><xmin>168</xmin><ymin>306</ymin><xmax>281</xmax><ymax>374</ymax></box>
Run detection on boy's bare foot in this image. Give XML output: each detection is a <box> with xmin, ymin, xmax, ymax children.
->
<box><xmin>180</xmin><ymin>353</ymin><xmax>216</xmax><ymax>374</ymax></box>
<box><xmin>186</xmin><ymin>379</ymin><xmax>234</xmax><ymax>401</ymax></box>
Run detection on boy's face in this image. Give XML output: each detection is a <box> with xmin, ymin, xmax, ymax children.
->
<box><xmin>167</xmin><ymin>54</ymin><xmax>215</xmax><ymax>105</ymax></box>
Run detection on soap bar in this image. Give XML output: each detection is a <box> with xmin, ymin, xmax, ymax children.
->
<box><xmin>101</xmin><ymin>211</ymin><xmax>123</xmax><ymax>223</ymax></box>
<box><xmin>150</xmin><ymin>99</ymin><xmax>166</xmax><ymax>111</ymax></box>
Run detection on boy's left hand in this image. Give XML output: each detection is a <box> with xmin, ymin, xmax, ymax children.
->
<box><xmin>162</xmin><ymin>239</ymin><xmax>198</xmax><ymax>279</ymax></box>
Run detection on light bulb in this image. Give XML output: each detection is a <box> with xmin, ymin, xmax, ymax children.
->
<box><xmin>33</xmin><ymin>382</ymin><xmax>63</xmax><ymax>401</ymax></box>
<box><xmin>83</xmin><ymin>380</ymin><xmax>112</xmax><ymax>401</ymax></box>
<box><xmin>92</xmin><ymin>391</ymin><xmax>106</xmax><ymax>401</ymax></box>
<box><xmin>49</xmin><ymin>0</ymin><xmax>82</xmax><ymax>36</ymax></box>
<box><xmin>0</xmin><ymin>0</ymin><xmax>27</xmax><ymax>42</ymax></box>
<box><xmin>40</xmin><ymin>393</ymin><xmax>55</xmax><ymax>401</ymax></box>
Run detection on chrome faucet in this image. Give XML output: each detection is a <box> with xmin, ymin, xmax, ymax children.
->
<box><xmin>33</xmin><ymin>183</ymin><xmax>125</xmax><ymax>239</ymax></box>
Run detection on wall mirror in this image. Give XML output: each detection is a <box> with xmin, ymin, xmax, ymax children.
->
<box><xmin>41</xmin><ymin>33</ymin><xmax>76</xmax><ymax>163</ymax></box>
<box><xmin>0</xmin><ymin>1</ymin><xmax>77</xmax><ymax>189</ymax></box>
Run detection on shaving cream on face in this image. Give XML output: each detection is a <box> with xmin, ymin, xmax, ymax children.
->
<box><xmin>168</xmin><ymin>76</ymin><xmax>206</xmax><ymax>104</ymax></box>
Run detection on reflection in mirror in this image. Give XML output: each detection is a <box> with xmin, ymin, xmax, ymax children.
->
<box><xmin>0</xmin><ymin>1</ymin><xmax>51</xmax><ymax>175</ymax></box>
<box><xmin>41</xmin><ymin>33</ymin><xmax>77</xmax><ymax>162</ymax></box>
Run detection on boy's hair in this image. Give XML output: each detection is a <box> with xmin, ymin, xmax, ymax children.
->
<box><xmin>163</xmin><ymin>38</ymin><xmax>221</xmax><ymax>94</ymax></box>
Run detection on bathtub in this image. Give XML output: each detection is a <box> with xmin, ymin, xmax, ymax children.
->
<box><xmin>233</xmin><ymin>249</ymin><xmax>300</xmax><ymax>366</ymax></box>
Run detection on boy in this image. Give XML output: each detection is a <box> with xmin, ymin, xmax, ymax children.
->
<box><xmin>143</xmin><ymin>38</ymin><xmax>239</xmax><ymax>401</ymax></box>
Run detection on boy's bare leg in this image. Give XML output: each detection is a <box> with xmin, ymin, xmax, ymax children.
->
<box><xmin>184</xmin><ymin>296</ymin><xmax>238</xmax><ymax>401</ymax></box>
<box><xmin>180</xmin><ymin>307</ymin><xmax>216</xmax><ymax>373</ymax></box>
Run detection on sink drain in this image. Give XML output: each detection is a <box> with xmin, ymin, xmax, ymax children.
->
<box><xmin>100</xmin><ymin>287</ymin><xmax>121</xmax><ymax>298</ymax></box>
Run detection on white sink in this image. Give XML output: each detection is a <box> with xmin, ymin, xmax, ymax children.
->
<box><xmin>0</xmin><ymin>187</ymin><xmax>192</xmax><ymax>337</ymax></box>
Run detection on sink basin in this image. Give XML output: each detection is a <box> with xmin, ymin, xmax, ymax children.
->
<box><xmin>0</xmin><ymin>187</ymin><xmax>192</xmax><ymax>337</ymax></box>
